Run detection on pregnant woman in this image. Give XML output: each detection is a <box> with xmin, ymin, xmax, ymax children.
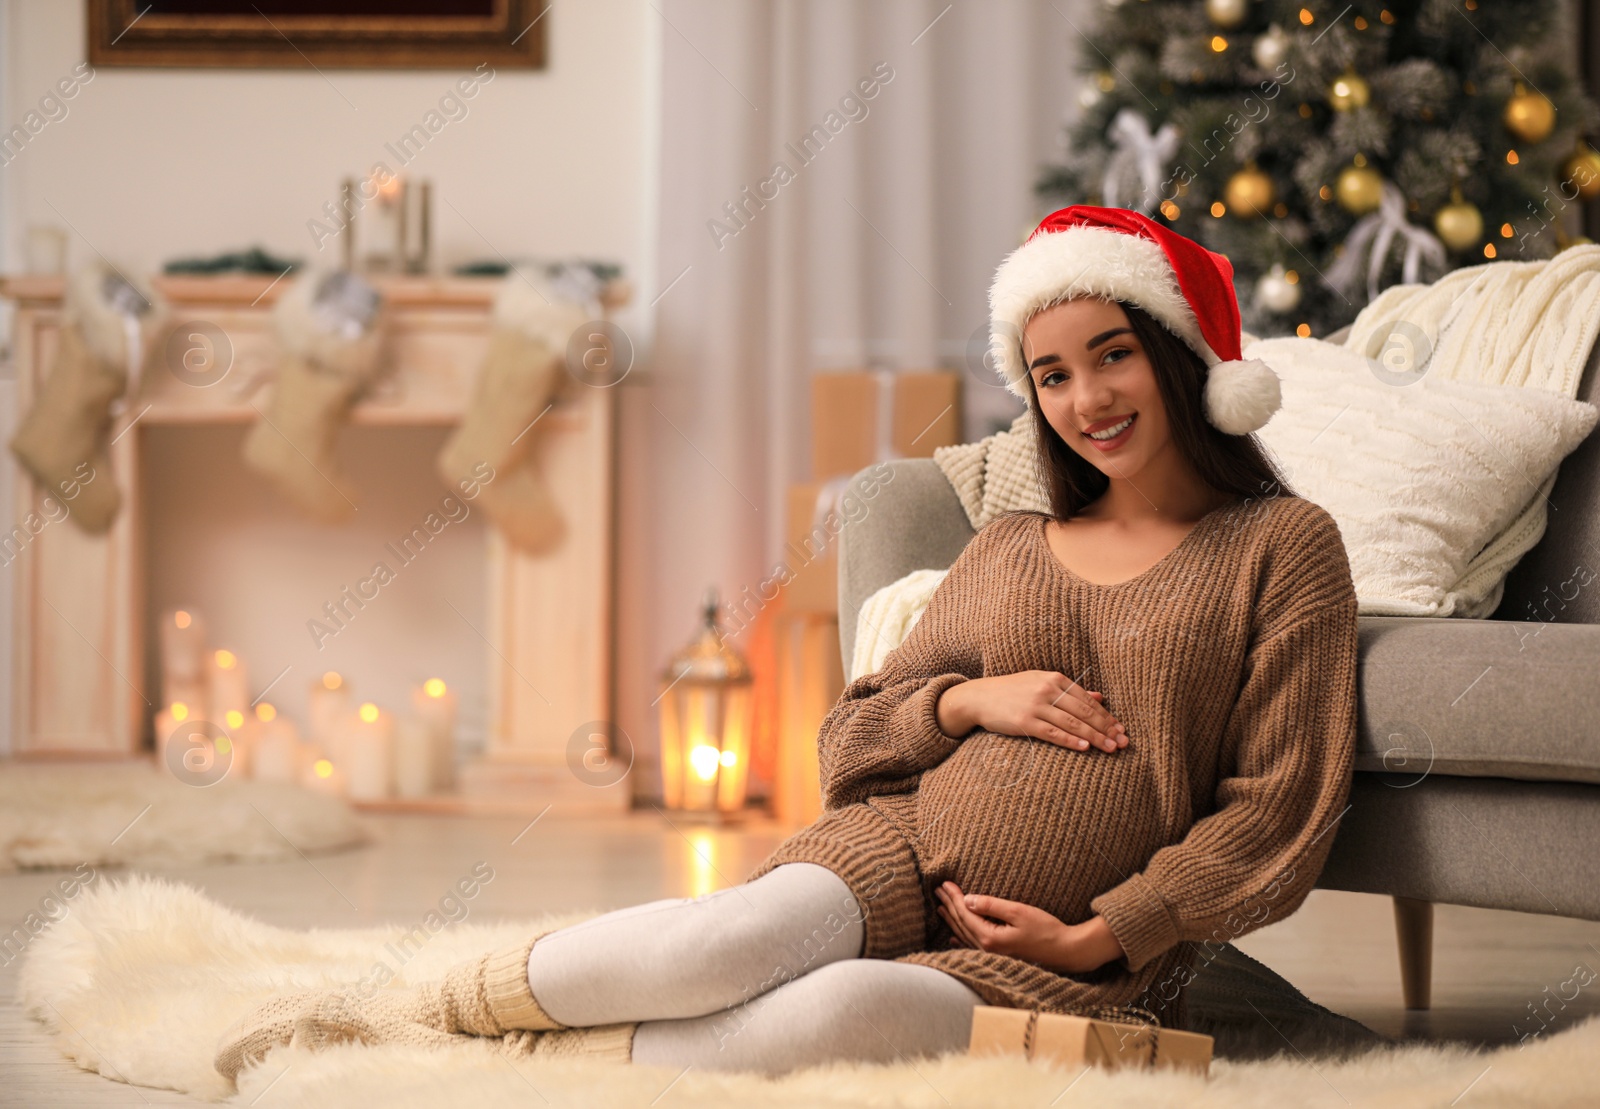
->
<box><xmin>215</xmin><ymin>206</ymin><xmax>1359</xmax><ymax>1082</ymax></box>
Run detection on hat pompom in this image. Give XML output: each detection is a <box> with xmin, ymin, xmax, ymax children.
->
<box><xmin>1204</xmin><ymin>358</ymin><xmax>1282</xmax><ymax>435</ymax></box>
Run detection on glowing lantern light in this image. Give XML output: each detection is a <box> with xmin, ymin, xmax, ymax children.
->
<box><xmin>657</xmin><ymin>586</ymin><xmax>753</xmax><ymax>819</ymax></box>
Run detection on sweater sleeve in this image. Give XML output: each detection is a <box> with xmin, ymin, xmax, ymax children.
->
<box><xmin>1088</xmin><ymin>507</ymin><xmax>1360</xmax><ymax>972</ymax></box>
<box><xmin>815</xmin><ymin>523</ymin><xmax>992</xmax><ymax>811</ymax></box>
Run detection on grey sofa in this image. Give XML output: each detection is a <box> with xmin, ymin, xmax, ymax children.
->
<box><xmin>833</xmin><ymin>324</ymin><xmax>1600</xmax><ymax>1011</ymax></box>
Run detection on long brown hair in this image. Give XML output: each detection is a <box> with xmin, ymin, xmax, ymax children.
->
<box><xmin>1015</xmin><ymin>298</ymin><xmax>1295</xmax><ymax>520</ymax></box>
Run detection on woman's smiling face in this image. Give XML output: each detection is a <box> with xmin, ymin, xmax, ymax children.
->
<box><xmin>1022</xmin><ymin>297</ymin><xmax>1172</xmax><ymax>481</ymax></box>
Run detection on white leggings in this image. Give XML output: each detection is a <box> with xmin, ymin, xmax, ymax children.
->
<box><xmin>525</xmin><ymin>861</ymin><xmax>983</xmax><ymax>1075</ymax></box>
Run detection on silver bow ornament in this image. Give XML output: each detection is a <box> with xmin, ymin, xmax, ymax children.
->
<box><xmin>1323</xmin><ymin>181</ymin><xmax>1447</xmax><ymax>304</ymax></box>
<box><xmin>1101</xmin><ymin>109</ymin><xmax>1182</xmax><ymax>215</ymax></box>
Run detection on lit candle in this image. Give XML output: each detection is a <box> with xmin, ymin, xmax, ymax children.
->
<box><xmin>685</xmin><ymin>739</ymin><xmax>722</xmax><ymax>811</ymax></box>
<box><xmin>301</xmin><ymin>751</ymin><xmax>348</xmax><ymax>798</ymax></box>
<box><xmin>410</xmin><ymin>678</ymin><xmax>457</xmax><ymax>790</ymax></box>
<box><xmin>221</xmin><ymin>707</ymin><xmax>251</xmax><ymax>778</ymax></box>
<box><xmin>250</xmin><ymin>703</ymin><xmax>304</xmax><ymax>784</ymax></box>
<box><xmin>159</xmin><ymin>608</ymin><xmax>208</xmax><ymax>710</ymax></box>
<box><xmin>680</xmin><ymin>684</ymin><xmax>725</xmax><ymax>811</ymax></box>
<box><xmin>308</xmin><ymin>671</ymin><xmax>352</xmax><ymax>761</ymax></box>
<box><xmin>345</xmin><ymin>701</ymin><xmax>395</xmax><ymax>801</ymax></box>
<box><xmin>363</xmin><ymin>171</ymin><xmax>405</xmax><ymax>271</ymax></box>
<box><xmin>208</xmin><ymin>649</ymin><xmax>249</xmax><ymax>726</ymax></box>
<box><xmin>153</xmin><ymin>700</ymin><xmax>194</xmax><ymax>775</ymax></box>
<box><xmin>394</xmin><ymin>712</ymin><xmax>434</xmax><ymax>798</ymax></box>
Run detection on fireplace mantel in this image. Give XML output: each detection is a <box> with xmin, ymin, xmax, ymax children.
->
<box><xmin>3</xmin><ymin>272</ymin><xmax>629</xmax><ymax>814</ymax></box>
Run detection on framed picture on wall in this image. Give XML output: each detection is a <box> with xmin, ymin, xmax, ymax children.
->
<box><xmin>87</xmin><ymin>1</ymin><xmax>548</xmax><ymax>69</ymax></box>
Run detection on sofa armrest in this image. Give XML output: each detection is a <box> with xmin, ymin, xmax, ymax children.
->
<box><xmin>834</xmin><ymin>459</ymin><xmax>976</xmax><ymax>671</ymax></box>
<box><xmin>1357</xmin><ymin>615</ymin><xmax>1600</xmax><ymax>785</ymax></box>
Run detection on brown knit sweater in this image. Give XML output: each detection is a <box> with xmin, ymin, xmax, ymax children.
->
<box><xmin>747</xmin><ymin>492</ymin><xmax>1359</xmax><ymax>1028</ymax></box>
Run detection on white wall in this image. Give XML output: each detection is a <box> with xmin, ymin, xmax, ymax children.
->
<box><xmin>1</xmin><ymin>1</ymin><xmax>649</xmax><ymax>276</ymax></box>
<box><xmin>0</xmin><ymin>0</ymin><xmax>656</xmax><ymax>758</ymax></box>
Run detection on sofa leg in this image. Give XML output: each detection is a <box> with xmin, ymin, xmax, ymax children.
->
<box><xmin>1393</xmin><ymin>896</ymin><xmax>1434</xmax><ymax>1011</ymax></box>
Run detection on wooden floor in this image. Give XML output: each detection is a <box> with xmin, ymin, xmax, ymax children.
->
<box><xmin>4</xmin><ymin>810</ymin><xmax>1599</xmax><ymax>1105</ymax></box>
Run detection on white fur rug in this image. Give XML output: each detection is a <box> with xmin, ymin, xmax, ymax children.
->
<box><xmin>0</xmin><ymin>761</ymin><xmax>368</xmax><ymax>872</ymax></box>
<box><xmin>16</xmin><ymin>874</ymin><xmax>1598</xmax><ymax>1107</ymax></box>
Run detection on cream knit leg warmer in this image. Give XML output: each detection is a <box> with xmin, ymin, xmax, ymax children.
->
<box><xmin>499</xmin><ymin>1023</ymin><xmax>638</xmax><ymax>1064</ymax></box>
<box><xmin>213</xmin><ymin>930</ymin><xmax>569</xmax><ymax>1082</ymax></box>
<box><xmin>418</xmin><ymin>929</ymin><xmax>567</xmax><ymax>1034</ymax></box>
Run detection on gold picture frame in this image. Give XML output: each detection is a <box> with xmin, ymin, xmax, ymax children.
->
<box><xmin>87</xmin><ymin>1</ymin><xmax>548</xmax><ymax>70</ymax></box>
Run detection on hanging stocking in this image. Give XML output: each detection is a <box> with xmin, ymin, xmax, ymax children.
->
<box><xmin>436</xmin><ymin>266</ymin><xmax>593</xmax><ymax>555</ymax></box>
<box><xmin>242</xmin><ymin>270</ymin><xmax>386</xmax><ymax>522</ymax></box>
<box><xmin>9</xmin><ymin>263</ymin><xmax>164</xmax><ymax>534</ymax></box>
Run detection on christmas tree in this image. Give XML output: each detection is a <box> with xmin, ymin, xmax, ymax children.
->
<box><xmin>1036</xmin><ymin>0</ymin><xmax>1600</xmax><ymax>337</ymax></box>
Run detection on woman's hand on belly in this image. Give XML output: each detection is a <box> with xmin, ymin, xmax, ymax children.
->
<box><xmin>936</xmin><ymin>880</ymin><xmax>1126</xmax><ymax>975</ymax></box>
<box><xmin>950</xmin><ymin>672</ymin><xmax>1129</xmax><ymax>753</ymax></box>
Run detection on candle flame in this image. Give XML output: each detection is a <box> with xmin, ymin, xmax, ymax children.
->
<box><xmin>174</xmin><ymin>611</ymin><xmax>192</xmax><ymax>629</ymax></box>
<box><xmin>359</xmin><ymin>702</ymin><xmax>380</xmax><ymax>723</ymax></box>
<box><xmin>215</xmin><ymin>649</ymin><xmax>237</xmax><ymax>670</ymax></box>
<box><xmin>689</xmin><ymin>744</ymin><xmax>721</xmax><ymax>782</ymax></box>
<box><xmin>314</xmin><ymin>759</ymin><xmax>334</xmax><ymax>779</ymax></box>
<box><xmin>322</xmin><ymin>672</ymin><xmax>343</xmax><ymax>691</ymax></box>
<box><xmin>256</xmin><ymin>703</ymin><xmax>277</xmax><ymax>722</ymax></box>
<box><xmin>225</xmin><ymin>710</ymin><xmax>244</xmax><ymax>729</ymax></box>
<box><xmin>172</xmin><ymin>702</ymin><xmax>190</xmax><ymax>722</ymax></box>
<box><xmin>424</xmin><ymin>678</ymin><xmax>447</xmax><ymax>698</ymax></box>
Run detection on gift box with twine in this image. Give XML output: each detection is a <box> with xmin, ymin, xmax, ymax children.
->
<box><xmin>969</xmin><ymin>1004</ymin><xmax>1213</xmax><ymax>1077</ymax></box>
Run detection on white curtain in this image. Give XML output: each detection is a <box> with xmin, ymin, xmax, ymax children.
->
<box><xmin>616</xmin><ymin>0</ymin><xmax>1086</xmax><ymax>797</ymax></box>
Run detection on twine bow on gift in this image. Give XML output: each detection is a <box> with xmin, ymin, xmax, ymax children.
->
<box><xmin>1323</xmin><ymin>181</ymin><xmax>1447</xmax><ymax>305</ymax></box>
<box><xmin>809</xmin><ymin>368</ymin><xmax>904</xmax><ymax>538</ymax></box>
<box><xmin>1020</xmin><ymin>1003</ymin><xmax>1165</xmax><ymax>1070</ymax></box>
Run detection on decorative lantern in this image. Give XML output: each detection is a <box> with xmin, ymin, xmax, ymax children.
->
<box><xmin>658</xmin><ymin>586</ymin><xmax>753</xmax><ymax>818</ymax></box>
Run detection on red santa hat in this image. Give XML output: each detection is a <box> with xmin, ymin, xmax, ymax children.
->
<box><xmin>988</xmin><ymin>204</ymin><xmax>1283</xmax><ymax>435</ymax></box>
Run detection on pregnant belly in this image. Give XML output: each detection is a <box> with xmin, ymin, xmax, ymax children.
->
<box><xmin>915</xmin><ymin>731</ymin><xmax>1169</xmax><ymax>924</ymax></box>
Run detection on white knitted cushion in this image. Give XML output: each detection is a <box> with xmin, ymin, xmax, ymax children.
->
<box><xmin>1247</xmin><ymin>335</ymin><xmax>1599</xmax><ymax>617</ymax></box>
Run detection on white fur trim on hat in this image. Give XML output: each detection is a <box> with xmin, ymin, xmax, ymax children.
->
<box><xmin>1204</xmin><ymin>357</ymin><xmax>1282</xmax><ymax>435</ymax></box>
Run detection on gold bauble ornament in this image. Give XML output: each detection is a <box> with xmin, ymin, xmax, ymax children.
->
<box><xmin>1224</xmin><ymin>164</ymin><xmax>1276</xmax><ymax>218</ymax></box>
<box><xmin>1561</xmin><ymin>145</ymin><xmax>1600</xmax><ymax>201</ymax></box>
<box><xmin>1328</xmin><ymin>69</ymin><xmax>1371</xmax><ymax>112</ymax></box>
<box><xmin>1335</xmin><ymin>163</ymin><xmax>1383</xmax><ymax>214</ymax></box>
<box><xmin>1433</xmin><ymin>187</ymin><xmax>1483</xmax><ymax>251</ymax></box>
<box><xmin>1206</xmin><ymin>0</ymin><xmax>1248</xmax><ymax>29</ymax></box>
<box><xmin>1503</xmin><ymin>82</ymin><xmax>1556</xmax><ymax>144</ymax></box>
